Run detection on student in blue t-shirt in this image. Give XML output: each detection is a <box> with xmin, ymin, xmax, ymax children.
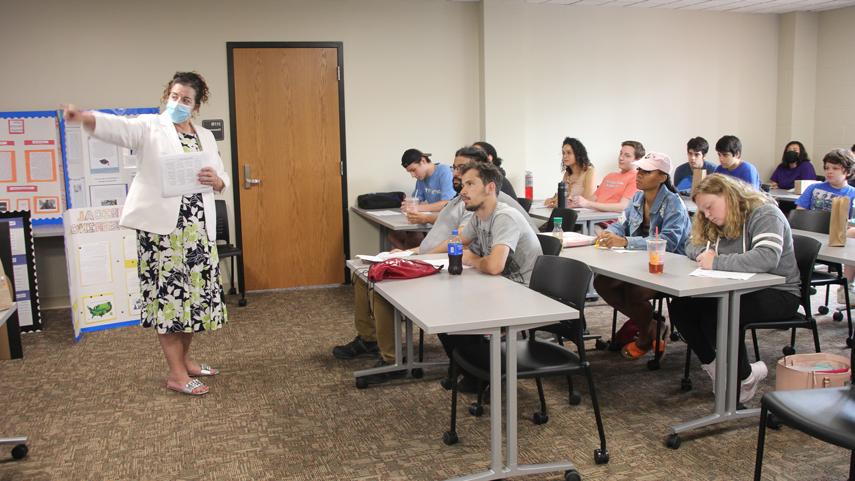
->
<box><xmin>401</xmin><ymin>148</ymin><xmax>456</xmax><ymax>212</ymax></box>
<box><xmin>795</xmin><ymin>148</ymin><xmax>855</xmax><ymax>306</ymax></box>
<box><xmin>674</xmin><ymin>136</ymin><xmax>717</xmax><ymax>194</ymax></box>
<box><xmin>712</xmin><ymin>135</ymin><xmax>760</xmax><ymax>189</ymax></box>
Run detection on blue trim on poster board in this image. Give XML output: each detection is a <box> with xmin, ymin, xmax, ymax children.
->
<box><xmin>59</xmin><ymin>112</ymin><xmax>71</xmax><ymax>209</ymax></box>
<box><xmin>0</xmin><ymin>110</ymin><xmax>57</xmax><ymax>119</ymax></box>
<box><xmin>78</xmin><ymin>318</ymin><xmax>141</xmax><ymax>339</ymax></box>
<box><xmin>32</xmin><ymin>217</ymin><xmax>62</xmax><ymax>226</ymax></box>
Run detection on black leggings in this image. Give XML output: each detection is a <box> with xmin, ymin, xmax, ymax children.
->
<box><xmin>670</xmin><ymin>288</ymin><xmax>800</xmax><ymax>381</ymax></box>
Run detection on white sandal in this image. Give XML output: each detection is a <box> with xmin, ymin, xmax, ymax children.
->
<box><xmin>167</xmin><ymin>378</ymin><xmax>209</xmax><ymax>396</ymax></box>
<box><xmin>189</xmin><ymin>364</ymin><xmax>219</xmax><ymax>377</ymax></box>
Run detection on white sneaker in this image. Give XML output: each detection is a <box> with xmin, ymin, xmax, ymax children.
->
<box><xmin>701</xmin><ymin>362</ymin><xmax>716</xmax><ymax>394</ymax></box>
<box><xmin>739</xmin><ymin>361</ymin><xmax>768</xmax><ymax>404</ymax></box>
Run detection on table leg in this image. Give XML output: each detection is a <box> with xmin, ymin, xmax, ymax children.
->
<box><xmin>353</xmin><ymin>310</ymin><xmax>445</xmax><ymax>382</ymax></box>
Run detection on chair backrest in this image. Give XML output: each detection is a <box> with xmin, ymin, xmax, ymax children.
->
<box><xmin>215</xmin><ymin>199</ymin><xmax>230</xmax><ymax>243</ymax></box>
<box><xmin>539</xmin><ymin>208</ymin><xmax>579</xmax><ymax>233</ymax></box>
<box><xmin>791</xmin><ymin>234</ymin><xmax>821</xmax><ymax>314</ymax></box>
<box><xmin>528</xmin><ymin>255</ymin><xmax>592</xmax><ymax>312</ymax></box>
<box><xmin>537</xmin><ymin>234</ymin><xmax>562</xmax><ymax>256</ymax></box>
<box><xmin>788</xmin><ymin>209</ymin><xmax>831</xmax><ymax>235</ymax></box>
<box><xmin>516</xmin><ymin>197</ymin><xmax>532</xmax><ymax>213</ymax></box>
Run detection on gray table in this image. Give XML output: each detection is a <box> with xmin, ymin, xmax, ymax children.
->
<box><xmin>560</xmin><ymin>246</ymin><xmax>784</xmax><ymax>446</ymax></box>
<box><xmin>769</xmin><ymin>188</ymin><xmax>800</xmax><ymax>202</ymax></box>
<box><xmin>346</xmin><ymin>255</ymin><xmax>581</xmax><ymax>481</ymax></box>
<box><xmin>791</xmin><ymin>229</ymin><xmax>855</xmax><ymax>265</ymax></box>
<box><xmin>351</xmin><ymin>206</ymin><xmax>431</xmax><ymax>251</ymax></box>
<box><xmin>529</xmin><ymin>204</ymin><xmax>621</xmax><ymax>235</ymax></box>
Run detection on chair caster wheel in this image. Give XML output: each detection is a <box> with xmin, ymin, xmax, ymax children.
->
<box><xmin>355</xmin><ymin>377</ymin><xmax>368</xmax><ymax>389</ymax></box>
<box><xmin>595</xmin><ymin>339</ymin><xmax>609</xmax><ymax>351</ymax></box>
<box><xmin>665</xmin><ymin>434</ymin><xmax>681</xmax><ymax>449</ymax></box>
<box><xmin>646</xmin><ymin>359</ymin><xmax>661</xmax><ymax>371</ymax></box>
<box><xmin>442</xmin><ymin>431</ymin><xmax>458</xmax><ymax>446</ymax></box>
<box><xmin>532</xmin><ymin>412</ymin><xmax>549</xmax><ymax>425</ymax></box>
<box><xmin>832</xmin><ymin>311</ymin><xmax>843</xmax><ymax>322</ymax></box>
<box><xmin>238</xmin><ymin>298</ymin><xmax>247</xmax><ymax>307</ymax></box>
<box><xmin>782</xmin><ymin>346</ymin><xmax>795</xmax><ymax>356</ymax></box>
<box><xmin>468</xmin><ymin>404</ymin><xmax>484</xmax><ymax>417</ymax></box>
<box><xmin>11</xmin><ymin>444</ymin><xmax>27</xmax><ymax>460</ymax></box>
<box><xmin>670</xmin><ymin>331</ymin><xmax>681</xmax><ymax>342</ymax></box>
<box><xmin>440</xmin><ymin>378</ymin><xmax>453</xmax><ymax>391</ymax></box>
<box><xmin>564</xmin><ymin>469</ymin><xmax>581</xmax><ymax>481</ymax></box>
<box><xmin>680</xmin><ymin>378</ymin><xmax>692</xmax><ymax>392</ymax></box>
<box><xmin>594</xmin><ymin>448</ymin><xmax>609</xmax><ymax>464</ymax></box>
<box><xmin>568</xmin><ymin>392</ymin><xmax>582</xmax><ymax>405</ymax></box>
<box><xmin>767</xmin><ymin>413</ymin><xmax>782</xmax><ymax>430</ymax></box>
<box><xmin>411</xmin><ymin>368</ymin><xmax>423</xmax><ymax>379</ymax></box>
<box><xmin>818</xmin><ymin>305</ymin><xmax>829</xmax><ymax>315</ymax></box>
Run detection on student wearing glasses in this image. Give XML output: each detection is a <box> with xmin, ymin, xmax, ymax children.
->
<box><xmin>593</xmin><ymin>152</ymin><xmax>691</xmax><ymax>359</ymax></box>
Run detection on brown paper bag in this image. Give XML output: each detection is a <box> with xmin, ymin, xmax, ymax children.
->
<box><xmin>794</xmin><ymin>179</ymin><xmax>819</xmax><ymax>194</ymax></box>
<box><xmin>828</xmin><ymin>196</ymin><xmax>849</xmax><ymax>246</ymax></box>
<box><xmin>691</xmin><ymin>169</ymin><xmax>707</xmax><ymax>193</ymax></box>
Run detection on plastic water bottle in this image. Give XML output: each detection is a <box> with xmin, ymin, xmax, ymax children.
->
<box><xmin>552</xmin><ymin>217</ymin><xmax>564</xmax><ymax>249</ymax></box>
<box><xmin>557</xmin><ymin>182</ymin><xmax>566</xmax><ymax>209</ymax></box>
<box><xmin>525</xmin><ymin>170</ymin><xmax>533</xmax><ymax>200</ymax></box>
<box><xmin>448</xmin><ymin>229</ymin><xmax>463</xmax><ymax>275</ymax></box>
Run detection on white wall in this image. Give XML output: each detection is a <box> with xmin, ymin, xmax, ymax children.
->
<box><xmin>483</xmin><ymin>1</ymin><xmax>781</xmax><ymax>198</ymax></box>
<box><xmin>814</xmin><ymin>5</ymin><xmax>855</xmax><ymax>160</ymax></box>
<box><xmin>0</xmin><ymin>0</ymin><xmax>482</xmax><ymax>304</ymax></box>
<box><xmin>776</xmin><ymin>12</ymin><xmax>818</xmax><ymax>166</ymax></box>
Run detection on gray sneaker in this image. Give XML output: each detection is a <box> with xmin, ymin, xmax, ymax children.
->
<box><xmin>739</xmin><ymin>361</ymin><xmax>768</xmax><ymax>404</ymax></box>
<box><xmin>332</xmin><ymin>336</ymin><xmax>380</xmax><ymax>360</ymax></box>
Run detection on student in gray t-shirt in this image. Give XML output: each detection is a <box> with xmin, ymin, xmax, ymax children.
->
<box><xmin>429</xmin><ymin>161</ymin><xmax>543</xmax><ymax>388</ymax></box>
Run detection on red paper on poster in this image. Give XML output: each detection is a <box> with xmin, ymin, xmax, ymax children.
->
<box><xmin>7</xmin><ymin>185</ymin><xmax>37</xmax><ymax>192</ymax></box>
<box><xmin>0</xmin><ymin>141</ymin><xmax>14</xmax><ymax>146</ymax></box>
<box><xmin>8</xmin><ymin>119</ymin><xmax>24</xmax><ymax>134</ymax></box>
<box><xmin>24</xmin><ymin>140</ymin><xmax>54</xmax><ymax>146</ymax></box>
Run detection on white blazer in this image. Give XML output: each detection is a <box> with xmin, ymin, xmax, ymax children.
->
<box><xmin>90</xmin><ymin>112</ymin><xmax>231</xmax><ymax>241</ymax></box>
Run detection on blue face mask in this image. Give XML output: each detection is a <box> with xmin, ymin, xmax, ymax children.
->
<box><xmin>165</xmin><ymin>99</ymin><xmax>193</xmax><ymax>124</ymax></box>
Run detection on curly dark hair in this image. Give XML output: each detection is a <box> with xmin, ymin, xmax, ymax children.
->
<box><xmin>562</xmin><ymin>137</ymin><xmax>591</xmax><ymax>174</ymax></box>
<box><xmin>160</xmin><ymin>71</ymin><xmax>210</xmax><ymax>107</ymax></box>
<box><xmin>782</xmin><ymin>141</ymin><xmax>810</xmax><ymax>165</ymax></box>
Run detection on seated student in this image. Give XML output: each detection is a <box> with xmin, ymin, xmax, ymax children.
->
<box><xmin>671</xmin><ymin>174</ymin><xmax>801</xmax><ymax>403</ymax></box>
<box><xmin>430</xmin><ymin>162</ymin><xmax>542</xmax><ymax>389</ymax></box>
<box><xmin>389</xmin><ymin>148</ymin><xmax>457</xmax><ymax>249</ymax></box>
<box><xmin>592</xmin><ymin>152</ymin><xmax>690</xmax><ymax>359</ymax></box>
<box><xmin>472</xmin><ymin>141</ymin><xmax>518</xmax><ymax>200</ymax></box>
<box><xmin>712</xmin><ymin>135</ymin><xmax>761</xmax><ymax>189</ymax></box>
<box><xmin>570</xmin><ymin>140</ymin><xmax>642</xmax><ymax>213</ymax></box>
<box><xmin>674</xmin><ymin>136</ymin><xmax>716</xmax><ymax>193</ymax></box>
<box><xmin>332</xmin><ymin>155</ymin><xmax>533</xmax><ymax>385</ymax></box>
<box><xmin>544</xmin><ymin>137</ymin><xmax>596</xmax><ymax>207</ymax></box>
<box><xmin>770</xmin><ymin>141</ymin><xmax>816</xmax><ymax>190</ymax></box>
<box><xmin>792</xmin><ymin>149</ymin><xmax>855</xmax><ymax>306</ymax></box>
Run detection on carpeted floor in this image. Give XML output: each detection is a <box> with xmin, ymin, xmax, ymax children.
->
<box><xmin>0</xmin><ymin>286</ymin><xmax>851</xmax><ymax>481</ymax></box>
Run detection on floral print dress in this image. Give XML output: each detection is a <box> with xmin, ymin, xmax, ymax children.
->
<box><xmin>136</xmin><ymin>132</ymin><xmax>228</xmax><ymax>334</ymax></box>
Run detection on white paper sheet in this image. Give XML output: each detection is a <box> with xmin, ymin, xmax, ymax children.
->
<box><xmin>689</xmin><ymin>268</ymin><xmax>755</xmax><ymax>280</ymax></box>
<box><xmin>160</xmin><ymin>151</ymin><xmax>213</xmax><ymax>197</ymax></box>
<box><xmin>27</xmin><ymin>150</ymin><xmax>55</xmax><ymax>181</ymax></box>
<box><xmin>89</xmin><ymin>138</ymin><xmax>119</xmax><ymax>172</ymax></box>
<box><xmin>89</xmin><ymin>184</ymin><xmax>127</xmax><ymax>207</ymax></box>
<box><xmin>367</xmin><ymin>210</ymin><xmax>403</xmax><ymax>217</ymax></box>
<box><xmin>0</xmin><ymin>150</ymin><xmax>14</xmax><ymax>181</ymax></box>
<box><xmin>79</xmin><ymin>242</ymin><xmax>112</xmax><ymax>286</ymax></box>
<box><xmin>65</xmin><ymin>127</ymin><xmax>84</xmax><ymax>178</ymax></box>
<box><xmin>356</xmin><ymin>250</ymin><xmax>414</xmax><ymax>263</ymax></box>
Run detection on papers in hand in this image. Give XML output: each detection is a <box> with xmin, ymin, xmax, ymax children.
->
<box><xmin>689</xmin><ymin>268</ymin><xmax>755</xmax><ymax>280</ymax></box>
<box><xmin>356</xmin><ymin>250</ymin><xmax>414</xmax><ymax>263</ymax></box>
<box><xmin>160</xmin><ymin>151</ymin><xmax>214</xmax><ymax>198</ymax></box>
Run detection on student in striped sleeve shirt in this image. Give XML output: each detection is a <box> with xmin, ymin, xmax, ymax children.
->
<box><xmin>669</xmin><ymin>174</ymin><xmax>801</xmax><ymax>404</ymax></box>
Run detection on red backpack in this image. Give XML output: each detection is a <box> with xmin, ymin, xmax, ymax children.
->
<box><xmin>367</xmin><ymin>258</ymin><xmax>443</xmax><ymax>282</ymax></box>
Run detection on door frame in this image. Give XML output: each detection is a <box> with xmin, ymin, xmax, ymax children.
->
<box><xmin>226</xmin><ymin>41</ymin><xmax>351</xmax><ymax>287</ymax></box>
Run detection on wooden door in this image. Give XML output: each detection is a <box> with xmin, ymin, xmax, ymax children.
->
<box><xmin>230</xmin><ymin>45</ymin><xmax>347</xmax><ymax>290</ymax></box>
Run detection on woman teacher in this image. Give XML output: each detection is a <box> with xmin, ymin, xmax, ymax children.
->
<box><xmin>64</xmin><ymin>71</ymin><xmax>230</xmax><ymax>396</ymax></box>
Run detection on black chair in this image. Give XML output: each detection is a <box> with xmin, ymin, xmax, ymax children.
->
<box><xmin>516</xmin><ymin>197</ymin><xmax>532</xmax><ymax>213</ymax></box>
<box><xmin>215</xmin><ymin>199</ymin><xmax>247</xmax><ymax>307</ymax></box>
<box><xmin>753</xmin><ymin>331</ymin><xmax>854</xmax><ymax>481</ymax></box>
<box><xmin>539</xmin><ymin>208</ymin><xmax>579</xmax><ymax>233</ymax></box>
<box><xmin>787</xmin><ymin>209</ymin><xmax>852</xmax><ymax>330</ymax></box>
<box><xmin>537</xmin><ymin>234</ymin><xmax>563</xmax><ymax>256</ymax></box>
<box><xmin>444</xmin><ymin>256</ymin><xmax>609</xmax><ymax>465</ymax></box>
<box><xmin>742</xmin><ymin>234</ymin><xmax>822</xmax><ymax>361</ymax></box>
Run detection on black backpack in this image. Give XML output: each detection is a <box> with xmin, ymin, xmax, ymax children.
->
<box><xmin>356</xmin><ymin>191</ymin><xmax>406</xmax><ymax>209</ymax></box>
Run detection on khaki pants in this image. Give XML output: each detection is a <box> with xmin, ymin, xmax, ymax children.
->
<box><xmin>353</xmin><ymin>275</ymin><xmax>395</xmax><ymax>363</ymax></box>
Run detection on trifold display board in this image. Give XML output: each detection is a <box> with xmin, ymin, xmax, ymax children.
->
<box><xmin>0</xmin><ymin>111</ymin><xmax>65</xmax><ymax>225</ymax></box>
<box><xmin>0</xmin><ymin>211</ymin><xmax>40</xmax><ymax>331</ymax></box>
<box><xmin>60</xmin><ymin>107</ymin><xmax>158</xmax><ymax>209</ymax></box>
<box><xmin>64</xmin><ymin>206</ymin><xmax>140</xmax><ymax>341</ymax></box>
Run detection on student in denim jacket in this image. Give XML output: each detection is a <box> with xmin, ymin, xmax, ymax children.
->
<box><xmin>593</xmin><ymin>152</ymin><xmax>691</xmax><ymax>360</ymax></box>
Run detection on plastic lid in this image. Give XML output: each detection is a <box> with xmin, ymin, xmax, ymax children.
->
<box><xmin>554</xmin><ymin>217</ymin><xmax>562</xmax><ymax>223</ymax></box>
<box><xmin>452</xmin><ymin>229</ymin><xmax>458</xmax><ymax>235</ymax></box>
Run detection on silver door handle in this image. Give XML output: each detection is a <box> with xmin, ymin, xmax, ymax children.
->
<box><xmin>244</xmin><ymin>165</ymin><xmax>262</xmax><ymax>189</ymax></box>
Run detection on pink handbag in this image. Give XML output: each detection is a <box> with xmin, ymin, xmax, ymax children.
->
<box><xmin>775</xmin><ymin>353</ymin><xmax>851</xmax><ymax>391</ymax></box>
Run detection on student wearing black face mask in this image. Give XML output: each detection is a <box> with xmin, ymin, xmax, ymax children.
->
<box><xmin>769</xmin><ymin>141</ymin><xmax>816</xmax><ymax>190</ymax></box>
